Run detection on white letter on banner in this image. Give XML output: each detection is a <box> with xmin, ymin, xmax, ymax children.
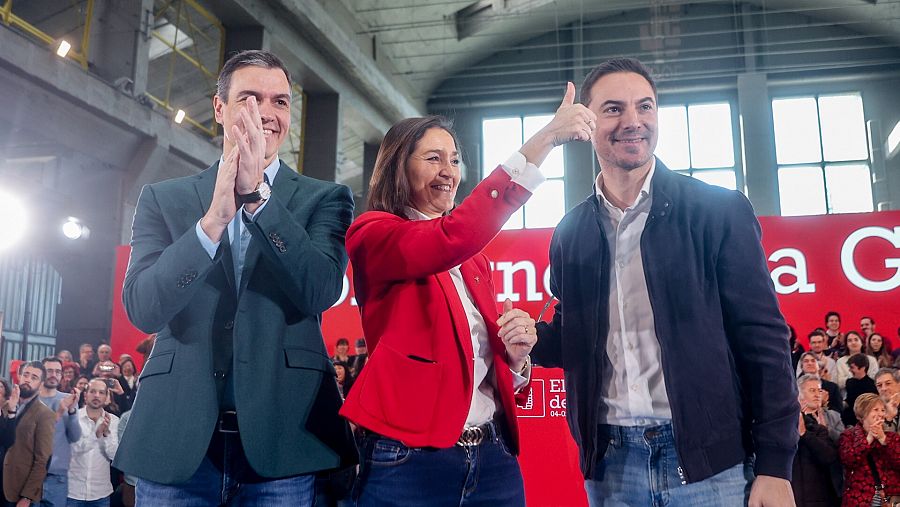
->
<box><xmin>495</xmin><ymin>261</ymin><xmax>543</xmax><ymax>302</ymax></box>
<box><xmin>840</xmin><ymin>226</ymin><xmax>900</xmax><ymax>292</ymax></box>
<box><xmin>543</xmin><ymin>266</ymin><xmax>553</xmax><ymax>298</ymax></box>
<box><xmin>768</xmin><ymin>248</ymin><xmax>817</xmax><ymax>294</ymax></box>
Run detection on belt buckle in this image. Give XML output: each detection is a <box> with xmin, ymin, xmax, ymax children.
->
<box><xmin>456</xmin><ymin>424</ymin><xmax>486</xmax><ymax>447</ymax></box>
<box><xmin>218</xmin><ymin>411</ymin><xmax>239</xmax><ymax>434</ymax></box>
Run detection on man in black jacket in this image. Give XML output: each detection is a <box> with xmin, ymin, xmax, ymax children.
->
<box><xmin>533</xmin><ymin>57</ymin><xmax>799</xmax><ymax>506</ymax></box>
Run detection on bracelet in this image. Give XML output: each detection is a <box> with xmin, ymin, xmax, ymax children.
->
<box><xmin>516</xmin><ymin>355</ymin><xmax>531</xmax><ymax>375</ymax></box>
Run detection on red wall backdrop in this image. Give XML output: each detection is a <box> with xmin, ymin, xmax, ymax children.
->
<box><xmin>110</xmin><ymin>210</ymin><xmax>900</xmax><ymax>506</ymax></box>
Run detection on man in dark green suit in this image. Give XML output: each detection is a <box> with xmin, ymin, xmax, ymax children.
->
<box><xmin>114</xmin><ymin>50</ymin><xmax>356</xmax><ymax>506</ymax></box>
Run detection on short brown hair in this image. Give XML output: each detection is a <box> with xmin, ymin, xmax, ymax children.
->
<box><xmin>216</xmin><ymin>50</ymin><xmax>291</xmax><ymax>102</ymax></box>
<box><xmin>580</xmin><ymin>57</ymin><xmax>657</xmax><ymax>106</ymax></box>
<box><xmin>367</xmin><ymin>116</ymin><xmax>460</xmax><ymax>217</ymax></box>
<box><xmin>853</xmin><ymin>393</ymin><xmax>883</xmax><ymax>421</ymax></box>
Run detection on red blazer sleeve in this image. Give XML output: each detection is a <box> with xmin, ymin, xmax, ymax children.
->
<box><xmin>347</xmin><ymin>167</ymin><xmax>531</xmax><ymax>283</ymax></box>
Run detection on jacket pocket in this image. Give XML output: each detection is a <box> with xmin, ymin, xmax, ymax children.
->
<box><xmin>139</xmin><ymin>351</ymin><xmax>174</xmax><ymax>379</ymax></box>
<box><xmin>284</xmin><ymin>347</ymin><xmax>332</xmax><ymax>372</ymax></box>
<box><xmin>358</xmin><ymin>344</ymin><xmax>443</xmax><ymax>433</ymax></box>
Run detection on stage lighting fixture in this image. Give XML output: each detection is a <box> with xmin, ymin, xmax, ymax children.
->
<box><xmin>174</xmin><ymin>109</ymin><xmax>186</xmax><ymax>124</ymax></box>
<box><xmin>62</xmin><ymin>217</ymin><xmax>89</xmax><ymax>240</ymax></box>
<box><xmin>0</xmin><ymin>191</ymin><xmax>27</xmax><ymax>251</ymax></box>
<box><xmin>56</xmin><ymin>40</ymin><xmax>72</xmax><ymax>58</ymax></box>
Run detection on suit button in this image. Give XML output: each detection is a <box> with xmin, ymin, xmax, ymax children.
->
<box><xmin>214</xmin><ymin>370</ymin><xmax>225</xmax><ymax>378</ymax></box>
<box><xmin>490</xmin><ymin>190</ymin><xmax>499</xmax><ymax>198</ymax></box>
<box><xmin>224</xmin><ymin>320</ymin><xmax>234</xmax><ymax>330</ymax></box>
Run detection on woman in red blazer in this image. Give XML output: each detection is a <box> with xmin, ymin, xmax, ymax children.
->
<box><xmin>838</xmin><ymin>393</ymin><xmax>900</xmax><ymax>506</ymax></box>
<box><xmin>340</xmin><ymin>85</ymin><xmax>596</xmax><ymax>506</ymax></box>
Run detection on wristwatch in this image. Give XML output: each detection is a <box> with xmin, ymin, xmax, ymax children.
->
<box><xmin>237</xmin><ymin>180</ymin><xmax>271</xmax><ymax>204</ymax></box>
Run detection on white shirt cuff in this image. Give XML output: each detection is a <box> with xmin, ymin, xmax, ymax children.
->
<box><xmin>195</xmin><ymin>221</ymin><xmax>220</xmax><ymax>259</ymax></box>
<box><xmin>502</xmin><ymin>151</ymin><xmax>546</xmax><ymax>193</ymax></box>
<box><xmin>242</xmin><ymin>200</ymin><xmax>268</xmax><ymax>222</ymax></box>
<box><xmin>510</xmin><ymin>363</ymin><xmax>531</xmax><ymax>392</ymax></box>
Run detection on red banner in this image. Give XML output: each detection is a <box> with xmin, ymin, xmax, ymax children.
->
<box><xmin>111</xmin><ymin>210</ymin><xmax>900</xmax><ymax>505</ymax></box>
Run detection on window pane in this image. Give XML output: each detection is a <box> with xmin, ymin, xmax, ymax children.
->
<box><xmin>772</xmin><ymin>98</ymin><xmax>822</xmax><ymax>165</ymax></box>
<box><xmin>482</xmin><ymin>118</ymin><xmax>522</xmax><ymax>179</ymax></box>
<box><xmin>524</xmin><ymin>115</ymin><xmax>564</xmax><ymax>178</ymax></box>
<box><xmin>819</xmin><ymin>95</ymin><xmax>868</xmax><ymax>162</ymax></box>
<box><xmin>825</xmin><ymin>164</ymin><xmax>873</xmax><ymax>214</ymax></box>
<box><xmin>688</xmin><ymin>103</ymin><xmax>735</xmax><ymax>168</ymax></box>
<box><xmin>778</xmin><ymin>166</ymin><xmax>826</xmax><ymax>216</ymax></box>
<box><xmin>656</xmin><ymin>106</ymin><xmax>690</xmax><ymax>170</ymax></box>
<box><xmin>524</xmin><ymin>180</ymin><xmax>565</xmax><ymax>229</ymax></box>
<box><xmin>692</xmin><ymin>169</ymin><xmax>737</xmax><ymax>190</ymax></box>
<box><xmin>501</xmin><ymin>207</ymin><xmax>524</xmax><ymax>230</ymax></box>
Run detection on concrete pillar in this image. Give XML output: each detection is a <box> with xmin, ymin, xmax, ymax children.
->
<box><xmin>89</xmin><ymin>0</ymin><xmax>152</xmax><ymax>96</ymax></box>
<box><xmin>224</xmin><ymin>26</ymin><xmax>269</xmax><ymax>57</ymax></box>
<box><xmin>302</xmin><ymin>92</ymin><xmax>341</xmax><ymax>182</ymax></box>
<box><xmin>360</xmin><ymin>141</ymin><xmax>380</xmax><ymax>215</ymax></box>
<box><xmin>738</xmin><ymin>73</ymin><xmax>781</xmax><ymax>216</ymax></box>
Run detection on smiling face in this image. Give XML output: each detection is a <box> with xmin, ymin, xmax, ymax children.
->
<box><xmin>862</xmin><ymin>400</ymin><xmax>886</xmax><ymax>432</ymax></box>
<box><xmin>214</xmin><ymin>65</ymin><xmax>291</xmax><ymax>166</ymax></box>
<box><xmin>585</xmin><ymin>72</ymin><xmax>658</xmax><ymax>173</ymax></box>
<box><xmin>405</xmin><ymin>128</ymin><xmax>460</xmax><ymax>218</ymax></box>
<box><xmin>826</xmin><ymin>314</ymin><xmax>841</xmax><ymax>333</ymax></box>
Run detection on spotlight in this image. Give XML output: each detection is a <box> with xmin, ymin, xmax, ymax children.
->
<box><xmin>174</xmin><ymin>109</ymin><xmax>186</xmax><ymax>124</ymax></box>
<box><xmin>0</xmin><ymin>191</ymin><xmax>27</xmax><ymax>251</ymax></box>
<box><xmin>62</xmin><ymin>217</ymin><xmax>90</xmax><ymax>240</ymax></box>
<box><xmin>56</xmin><ymin>40</ymin><xmax>72</xmax><ymax>58</ymax></box>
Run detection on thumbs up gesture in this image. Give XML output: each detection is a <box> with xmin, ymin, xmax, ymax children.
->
<box><xmin>519</xmin><ymin>82</ymin><xmax>598</xmax><ymax>167</ymax></box>
<box><xmin>496</xmin><ymin>298</ymin><xmax>538</xmax><ymax>372</ymax></box>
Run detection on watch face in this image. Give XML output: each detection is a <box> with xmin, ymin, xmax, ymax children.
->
<box><xmin>259</xmin><ymin>181</ymin><xmax>272</xmax><ymax>200</ymax></box>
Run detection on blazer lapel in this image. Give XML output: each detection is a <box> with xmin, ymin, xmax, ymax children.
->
<box><xmin>239</xmin><ymin>162</ymin><xmax>299</xmax><ymax>295</ymax></box>
<box><xmin>459</xmin><ymin>260</ymin><xmax>504</xmax><ymax>353</ymax></box>
<box><xmin>194</xmin><ymin>162</ymin><xmax>236</xmax><ymax>292</ymax></box>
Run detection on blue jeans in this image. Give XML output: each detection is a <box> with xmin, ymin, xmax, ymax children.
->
<box><xmin>584</xmin><ymin>424</ymin><xmax>754</xmax><ymax>507</ymax></box>
<box><xmin>41</xmin><ymin>473</ymin><xmax>67</xmax><ymax>507</ymax></box>
<box><xmin>66</xmin><ymin>498</ymin><xmax>110</xmax><ymax>507</ymax></box>
<box><xmin>136</xmin><ymin>457</ymin><xmax>315</xmax><ymax>506</ymax></box>
<box><xmin>352</xmin><ymin>422</ymin><xmax>525</xmax><ymax>507</ymax></box>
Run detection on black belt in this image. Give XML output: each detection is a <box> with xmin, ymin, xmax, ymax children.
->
<box><xmin>217</xmin><ymin>410</ymin><xmax>239</xmax><ymax>434</ymax></box>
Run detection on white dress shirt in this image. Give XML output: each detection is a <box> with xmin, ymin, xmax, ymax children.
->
<box><xmin>67</xmin><ymin>408</ymin><xmax>120</xmax><ymax>501</ymax></box>
<box><xmin>595</xmin><ymin>160</ymin><xmax>672</xmax><ymax>426</ymax></box>
<box><xmin>405</xmin><ymin>151</ymin><xmax>543</xmax><ymax>426</ymax></box>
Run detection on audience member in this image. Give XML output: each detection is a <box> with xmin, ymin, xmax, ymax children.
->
<box><xmin>78</xmin><ymin>345</ymin><xmax>96</xmax><ymax>380</ymax></box>
<box><xmin>798</xmin><ymin>374</ymin><xmax>844</xmax><ymax>442</ymax></box>
<box><xmin>115</xmin><ymin>357</ymin><xmax>139</xmax><ymax>414</ymax></box>
<box><xmin>789</xmin><ymin>325</ymin><xmax>805</xmax><ymax>370</ymax></box>
<box><xmin>92</xmin><ymin>363</ymin><xmax>124</xmax><ymax>417</ymax></box>
<box><xmin>37</xmin><ymin>357</ymin><xmax>81</xmax><ymax>507</ymax></box>
<box><xmin>793</xmin><ymin>375</ymin><xmax>841</xmax><ymax>507</ymax></box>
<box><xmin>798</xmin><ymin>330</ymin><xmax>837</xmax><ymax>381</ymax></box>
<box><xmin>332</xmin><ymin>338</ymin><xmax>352</xmax><ymax>364</ymax></box>
<box><xmin>859</xmin><ymin>316</ymin><xmax>875</xmax><ymax>339</ymax></box>
<box><xmin>67</xmin><ymin>379</ymin><xmax>120</xmax><ymax>507</ymax></box>
<box><xmin>838</xmin><ymin>393</ymin><xmax>900</xmax><ymax>506</ymax></box>
<box><xmin>74</xmin><ymin>376</ymin><xmax>90</xmax><ymax>409</ymax></box>
<box><xmin>133</xmin><ymin>335</ymin><xmax>155</xmax><ymax>367</ymax></box>
<box><xmin>3</xmin><ymin>362</ymin><xmax>55</xmax><ymax>506</ymax></box>
<box><xmin>875</xmin><ymin>368</ymin><xmax>899</xmax><ymax>433</ymax></box>
<box><xmin>824</xmin><ymin>311</ymin><xmax>846</xmax><ymax>358</ymax></box>
<box><xmin>0</xmin><ymin>380</ymin><xmax>18</xmax><ymax>504</ymax></box>
<box><xmin>843</xmin><ymin>353</ymin><xmax>879</xmax><ymax>426</ymax></box>
<box><xmin>834</xmin><ymin>331</ymin><xmax>878</xmax><ymax>394</ymax></box>
<box><xmin>55</xmin><ymin>351</ymin><xmax>73</xmax><ymax>364</ymax></box>
<box><xmin>348</xmin><ymin>339</ymin><xmax>368</xmax><ymax>378</ymax></box>
<box><xmin>59</xmin><ymin>363</ymin><xmax>80</xmax><ymax>394</ymax></box>
<box><xmin>332</xmin><ymin>362</ymin><xmax>353</xmax><ymax>399</ymax></box>
<box><xmin>799</xmin><ymin>352</ymin><xmax>842</xmax><ymax>413</ymax></box>
<box><xmin>867</xmin><ymin>333</ymin><xmax>893</xmax><ymax>369</ymax></box>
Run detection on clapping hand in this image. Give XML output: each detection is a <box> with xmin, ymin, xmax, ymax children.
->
<box><xmin>496</xmin><ymin>299</ymin><xmax>537</xmax><ymax>372</ymax></box>
<box><xmin>96</xmin><ymin>412</ymin><xmax>111</xmax><ymax>438</ymax></box>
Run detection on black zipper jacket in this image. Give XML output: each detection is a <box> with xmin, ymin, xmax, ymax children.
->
<box><xmin>533</xmin><ymin>159</ymin><xmax>799</xmax><ymax>483</ymax></box>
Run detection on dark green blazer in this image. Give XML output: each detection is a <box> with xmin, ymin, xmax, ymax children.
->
<box><xmin>113</xmin><ymin>161</ymin><xmax>357</xmax><ymax>484</ymax></box>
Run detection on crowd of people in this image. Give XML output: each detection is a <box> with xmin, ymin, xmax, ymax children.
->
<box><xmin>0</xmin><ymin>340</ymin><xmax>147</xmax><ymax>507</ymax></box>
<box><xmin>787</xmin><ymin>312</ymin><xmax>900</xmax><ymax>506</ymax></box>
